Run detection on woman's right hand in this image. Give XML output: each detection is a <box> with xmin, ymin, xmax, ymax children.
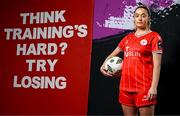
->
<box><xmin>100</xmin><ymin>63</ymin><xmax>113</xmax><ymax>77</ymax></box>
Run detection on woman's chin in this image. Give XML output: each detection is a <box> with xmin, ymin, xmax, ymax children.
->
<box><xmin>136</xmin><ymin>25</ymin><xmax>146</xmax><ymax>29</ymax></box>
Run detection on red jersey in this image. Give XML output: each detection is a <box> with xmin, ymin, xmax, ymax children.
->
<box><xmin>118</xmin><ymin>31</ymin><xmax>163</xmax><ymax>92</ymax></box>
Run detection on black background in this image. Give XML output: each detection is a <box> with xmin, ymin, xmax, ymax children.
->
<box><xmin>88</xmin><ymin>4</ymin><xmax>180</xmax><ymax>115</ymax></box>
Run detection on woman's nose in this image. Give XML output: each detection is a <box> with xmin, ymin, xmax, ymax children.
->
<box><xmin>138</xmin><ymin>17</ymin><xmax>142</xmax><ymax>21</ymax></box>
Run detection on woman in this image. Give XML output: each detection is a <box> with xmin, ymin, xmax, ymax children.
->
<box><xmin>100</xmin><ymin>4</ymin><xmax>163</xmax><ymax>115</ymax></box>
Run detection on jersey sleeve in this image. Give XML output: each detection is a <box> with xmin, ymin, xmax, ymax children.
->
<box><xmin>151</xmin><ymin>33</ymin><xmax>163</xmax><ymax>54</ymax></box>
<box><xmin>118</xmin><ymin>35</ymin><xmax>128</xmax><ymax>51</ymax></box>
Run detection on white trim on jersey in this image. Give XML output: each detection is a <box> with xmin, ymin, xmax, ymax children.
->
<box><xmin>152</xmin><ymin>50</ymin><xmax>163</xmax><ymax>54</ymax></box>
<box><xmin>117</xmin><ymin>46</ymin><xmax>123</xmax><ymax>51</ymax></box>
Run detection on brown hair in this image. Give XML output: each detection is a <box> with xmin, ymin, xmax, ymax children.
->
<box><xmin>134</xmin><ymin>3</ymin><xmax>151</xmax><ymax>17</ymax></box>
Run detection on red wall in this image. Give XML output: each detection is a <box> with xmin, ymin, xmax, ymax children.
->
<box><xmin>0</xmin><ymin>0</ymin><xmax>94</xmax><ymax>114</ymax></box>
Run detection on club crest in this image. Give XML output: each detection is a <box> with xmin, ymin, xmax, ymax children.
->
<box><xmin>140</xmin><ymin>39</ymin><xmax>148</xmax><ymax>46</ymax></box>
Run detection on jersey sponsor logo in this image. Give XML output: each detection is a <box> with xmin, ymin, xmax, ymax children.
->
<box><xmin>125</xmin><ymin>51</ymin><xmax>141</xmax><ymax>57</ymax></box>
<box><xmin>140</xmin><ymin>39</ymin><xmax>148</xmax><ymax>46</ymax></box>
<box><xmin>125</xmin><ymin>46</ymin><xmax>141</xmax><ymax>57</ymax></box>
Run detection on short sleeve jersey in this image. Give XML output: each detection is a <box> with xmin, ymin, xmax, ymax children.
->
<box><xmin>118</xmin><ymin>31</ymin><xmax>163</xmax><ymax>92</ymax></box>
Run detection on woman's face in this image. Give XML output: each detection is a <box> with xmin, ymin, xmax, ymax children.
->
<box><xmin>134</xmin><ymin>8</ymin><xmax>150</xmax><ymax>29</ymax></box>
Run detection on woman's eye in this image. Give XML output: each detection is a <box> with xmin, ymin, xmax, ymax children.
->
<box><xmin>142</xmin><ymin>14</ymin><xmax>147</xmax><ymax>18</ymax></box>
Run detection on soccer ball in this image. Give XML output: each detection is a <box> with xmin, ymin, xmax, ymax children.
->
<box><xmin>104</xmin><ymin>56</ymin><xmax>123</xmax><ymax>74</ymax></box>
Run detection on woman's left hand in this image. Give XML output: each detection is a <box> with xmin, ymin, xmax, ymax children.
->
<box><xmin>147</xmin><ymin>87</ymin><xmax>157</xmax><ymax>101</ymax></box>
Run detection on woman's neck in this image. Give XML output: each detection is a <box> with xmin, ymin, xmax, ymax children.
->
<box><xmin>135</xmin><ymin>28</ymin><xmax>151</xmax><ymax>37</ymax></box>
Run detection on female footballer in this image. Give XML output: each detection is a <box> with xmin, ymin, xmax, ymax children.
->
<box><xmin>100</xmin><ymin>4</ymin><xmax>163</xmax><ymax>115</ymax></box>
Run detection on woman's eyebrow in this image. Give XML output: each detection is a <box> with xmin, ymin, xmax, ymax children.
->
<box><xmin>135</xmin><ymin>13</ymin><xmax>147</xmax><ymax>15</ymax></box>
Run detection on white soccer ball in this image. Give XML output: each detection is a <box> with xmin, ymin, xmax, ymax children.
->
<box><xmin>104</xmin><ymin>56</ymin><xmax>123</xmax><ymax>74</ymax></box>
